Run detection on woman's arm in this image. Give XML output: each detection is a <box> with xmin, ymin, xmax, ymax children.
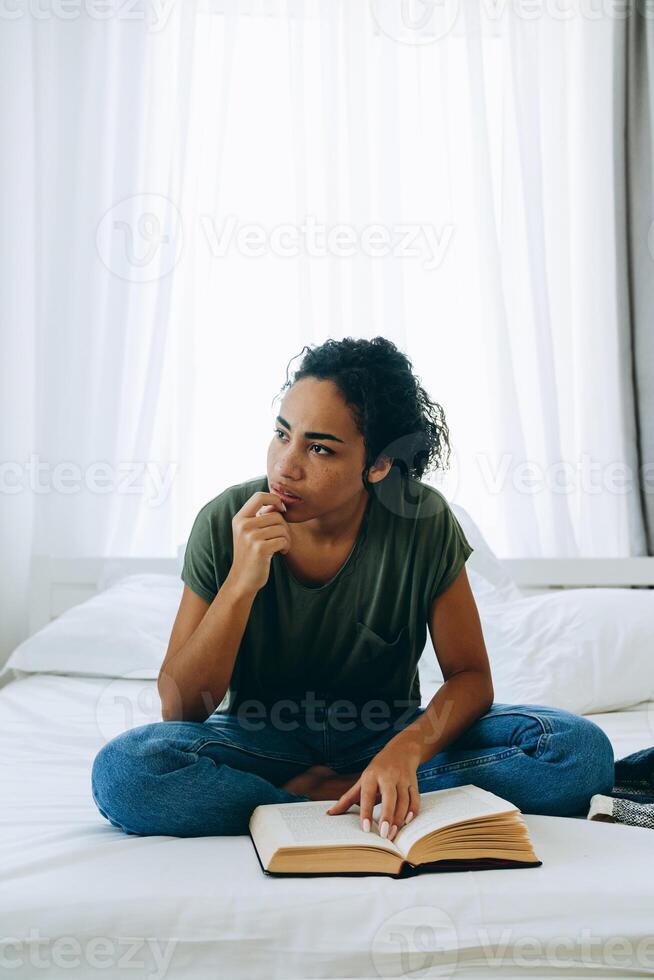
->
<box><xmin>158</xmin><ymin>579</ymin><xmax>257</xmax><ymax>722</ymax></box>
<box><xmin>389</xmin><ymin>565</ymin><xmax>494</xmax><ymax>764</ymax></box>
<box><xmin>326</xmin><ymin>566</ymin><xmax>494</xmax><ymax>837</ymax></box>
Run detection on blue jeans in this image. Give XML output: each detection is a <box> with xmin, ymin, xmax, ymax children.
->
<box><xmin>91</xmin><ymin>701</ymin><xmax>616</xmax><ymax>837</ymax></box>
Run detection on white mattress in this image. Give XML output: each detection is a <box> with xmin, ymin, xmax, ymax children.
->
<box><xmin>1</xmin><ymin>673</ymin><xmax>653</xmax><ymax>979</ymax></box>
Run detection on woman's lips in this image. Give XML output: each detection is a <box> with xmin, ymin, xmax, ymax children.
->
<box><xmin>271</xmin><ymin>485</ymin><xmax>302</xmax><ymax>505</ymax></box>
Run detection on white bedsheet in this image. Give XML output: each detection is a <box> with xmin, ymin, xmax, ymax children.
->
<box><xmin>1</xmin><ymin>673</ymin><xmax>653</xmax><ymax>979</ymax></box>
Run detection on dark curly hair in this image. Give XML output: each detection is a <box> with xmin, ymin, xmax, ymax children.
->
<box><xmin>271</xmin><ymin>336</ymin><xmax>452</xmax><ymax>495</ymax></box>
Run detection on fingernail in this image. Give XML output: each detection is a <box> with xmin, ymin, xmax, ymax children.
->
<box><xmin>389</xmin><ymin>824</ymin><xmax>398</xmax><ymax>840</ymax></box>
<box><xmin>380</xmin><ymin>820</ymin><xmax>389</xmax><ymax>839</ymax></box>
<box><xmin>406</xmin><ymin>811</ymin><xmax>414</xmax><ymax>823</ymax></box>
<box><xmin>362</xmin><ymin>818</ymin><xmax>371</xmax><ymax>832</ymax></box>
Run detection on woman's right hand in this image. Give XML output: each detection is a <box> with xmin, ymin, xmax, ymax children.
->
<box><xmin>228</xmin><ymin>491</ymin><xmax>291</xmax><ymax>595</ymax></box>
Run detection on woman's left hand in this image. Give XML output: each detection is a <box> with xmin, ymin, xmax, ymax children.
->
<box><xmin>324</xmin><ymin>741</ymin><xmax>421</xmax><ymax>841</ymax></box>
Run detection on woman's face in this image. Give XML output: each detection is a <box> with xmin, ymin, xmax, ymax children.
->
<box><xmin>266</xmin><ymin>377</ymin><xmax>388</xmax><ymax>523</ymax></box>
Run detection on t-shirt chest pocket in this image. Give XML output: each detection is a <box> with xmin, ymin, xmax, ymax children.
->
<box><xmin>353</xmin><ymin>621</ymin><xmax>410</xmax><ymax>663</ymax></box>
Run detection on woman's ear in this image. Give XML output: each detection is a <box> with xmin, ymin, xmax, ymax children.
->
<box><xmin>367</xmin><ymin>456</ymin><xmax>394</xmax><ymax>484</ymax></box>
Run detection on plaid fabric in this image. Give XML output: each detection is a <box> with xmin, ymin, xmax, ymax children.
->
<box><xmin>587</xmin><ymin>746</ymin><xmax>654</xmax><ymax>828</ymax></box>
<box><xmin>588</xmin><ymin>794</ymin><xmax>654</xmax><ymax>829</ymax></box>
<box><xmin>609</xmin><ymin>747</ymin><xmax>654</xmax><ymax>804</ymax></box>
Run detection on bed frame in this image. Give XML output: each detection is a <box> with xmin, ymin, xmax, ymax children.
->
<box><xmin>27</xmin><ymin>553</ymin><xmax>654</xmax><ymax>635</ymax></box>
<box><xmin>27</xmin><ymin>548</ymin><xmax>184</xmax><ymax>635</ymax></box>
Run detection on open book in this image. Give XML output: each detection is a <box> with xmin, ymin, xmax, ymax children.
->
<box><xmin>249</xmin><ymin>783</ymin><xmax>542</xmax><ymax>878</ymax></box>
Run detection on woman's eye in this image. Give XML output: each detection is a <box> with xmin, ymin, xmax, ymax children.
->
<box><xmin>273</xmin><ymin>429</ymin><xmax>331</xmax><ymax>455</ymax></box>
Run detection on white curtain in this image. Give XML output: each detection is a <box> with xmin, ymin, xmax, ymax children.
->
<box><xmin>1</xmin><ymin>0</ymin><xmax>645</xmax><ymax>663</ymax></box>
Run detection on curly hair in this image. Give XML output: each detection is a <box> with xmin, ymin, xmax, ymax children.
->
<box><xmin>271</xmin><ymin>336</ymin><xmax>452</xmax><ymax>494</ymax></box>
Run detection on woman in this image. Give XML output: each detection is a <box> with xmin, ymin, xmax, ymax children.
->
<box><xmin>91</xmin><ymin>337</ymin><xmax>615</xmax><ymax>838</ymax></box>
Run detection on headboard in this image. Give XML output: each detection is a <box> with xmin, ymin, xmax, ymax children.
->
<box><xmin>27</xmin><ymin>553</ymin><xmax>654</xmax><ymax>636</ymax></box>
<box><xmin>28</xmin><ymin>548</ymin><xmax>184</xmax><ymax>635</ymax></box>
<box><xmin>502</xmin><ymin>557</ymin><xmax>654</xmax><ymax>592</ymax></box>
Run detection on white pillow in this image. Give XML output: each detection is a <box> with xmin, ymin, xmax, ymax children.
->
<box><xmin>419</xmin><ymin>504</ymin><xmax>654</xmax><ymax>714</ymax></box>
<box><xmin>2</xmin><ymin>574</ymin><xmax>183</xmax><ymax>681</ymax></box>
<box><xmin>478</xmin><ymin>587</ymin><xmax>654</xmax><ymax>715</ymax></box>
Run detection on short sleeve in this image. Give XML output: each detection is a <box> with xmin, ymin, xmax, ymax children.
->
<box><xmin>428</xmin><ymin>501</ymin><xmax>474</xmax><ymax>602</ymax></box>
<box><xmin>180</xmin><ymin>505</ymin><xmax>220</xmax><ymax>605</ymax></box>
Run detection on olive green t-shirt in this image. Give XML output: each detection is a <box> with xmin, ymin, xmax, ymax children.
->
<box><xmin>180</xmin><ymin>472</ymin><xmax>473</xmax><ymax>716</ymax></box>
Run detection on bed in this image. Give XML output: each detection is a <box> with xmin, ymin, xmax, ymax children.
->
<box><xmin>1</xmin><ymin>545</ymin><xmax>653</xmax><ymax>979</ymax></box>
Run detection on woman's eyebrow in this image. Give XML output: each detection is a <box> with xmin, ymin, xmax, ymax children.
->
<box><xmin>276</xmin><ymin>415</ymin><xmax>345</xmax><ymax>444</ymax></box>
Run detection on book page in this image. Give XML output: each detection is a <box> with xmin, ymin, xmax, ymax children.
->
<box><xmin>391</xmin><ymin>784</ymin><xmax>519</xmax><ymax>857</ymax></box>
<box><xmin>250</xmin><ymin>799</ymin><xmax>400</xmax><ymax>867</ymax></box>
